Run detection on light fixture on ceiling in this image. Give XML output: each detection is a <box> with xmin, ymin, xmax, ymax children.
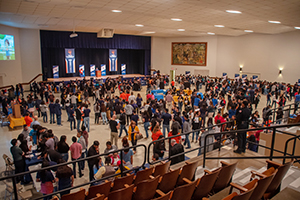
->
<box><xmin>294</xmin><ymin>27</ymin><xmax>300</xmax><ymax>29</ymax></box>
<box><xmin>207</xmin><ymin>32</ymin><xmax>215</xmax><ymax>35</ymax></box>
<box><xmin>70</xmin><ymin>20</ymin><xmax>78</xmax><ymax>38</ymax></box>
<box><xmin>111</xmin><ymin>10</ymin><xmax>122</xmax><ymax>13</ymax></box>
<box><xmin>135</xmin><ymin>24</ymin><xmax>144</xmax><ymax>27</ymax></box>
<box><xmin>171</xmin><ymin>18</ymin><xmax>182</xmax><ymax>21</ymax></box>
<box><xmin>240</xmin><ymin>65</ymin><xmax>243</xmax><ymax>72</ymax></box>
<box><xmin>279</xmin><ymin>67</ymin><xmax>283</xmax><ymax>75</ymax></box>
<box><xmin>268</xmin><ymin>20</ymin><xmax>281</xmax><ymax>24</ymax></box>
<box><xmin>177</xmin><ymin>29</ymin><xmax>185</xmax><ymax>31</ymax></box>
<box><xmin>143</xmin><ymin>31</ymin><xmax>155</xmax><ymax>34</ymax></box>
<box><xmin>244</xmin><ymin>30</ymin><xmax>253</xmax><ymax>33</ymax></box>
<box><xmin>226</xmin><ymin>10</ymin><xmax>242</xmax><ymax>14</ymax></box>
<box><xmin>214</xmin><ymin>25</ymin><xmax>224</xmax><ymax>28</ymax></box>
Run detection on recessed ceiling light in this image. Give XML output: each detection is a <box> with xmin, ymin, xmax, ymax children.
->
<box><xmin>268</xmin><ymin>20</ymin><xmax>281</xmax><ymax>24</ymax></box>
<box><xmin>135</xmin><ymin>24</ymin><xmax>144</xmax><ymax>27</ymax></box>
<box><xmin>143</xmin><ymin>31</ymin><xmax>155</xmax><ymax>34</ymax></box>
<box><xmin>214</xmin><ymin>25</ymin><xmax>224</xmax><ymax>28</ymax></box>
<box><xmin>244</xmin><ymin>30</ymin><xmax>253</xmax><ymax>32</ymax></box>
<box><xmin>294</xmin><ymin>27</ymin><xmax>300</xmax><ymax>29</ymax></box>
<box><xmin>226</xmin><ymin>10</ymin><xmax>242</xmax><ymax>14</ymax></box>
<box><xmin>177</xmin><ymin>29</ymin><xmax>185</xmax><ymax>31</ymax></box>
<box><xmin>207</xmin><ymin>32</ymin><xmax>215</xmax><ymax>35</ymax></box>
<box><xmin>171</xmin><ymin>18</ymin><xmax>182</xmax><ymax>21</ymax></box>
<box><xmin>111</xmin><ymin>10</ymin><xmax>122</xmax><ymax>13</ymax></box>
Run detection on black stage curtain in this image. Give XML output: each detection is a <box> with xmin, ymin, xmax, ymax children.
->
<box><xmin>40</xmin><ymin>30</ymin><xmax>151</xmax><ymax>79</ymax></box>
<box><xmin>41</xmin><ymin>48</ymin><xmax>145</xmax><ymax>78</ymax></box>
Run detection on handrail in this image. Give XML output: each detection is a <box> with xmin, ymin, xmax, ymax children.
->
<box><xmin>203</xmin><ymin>123</ymin><xmax>300</xmax><ymax>167</ymax></box>
<box><xmin>283</xmin><ymin>134</ymin><xmax>300</xmax><ymax>164</ymax></box>
<box><xmin>1</xmin><ymin>144</ymin><xmax>147</xmax><ymax>200</ymax></box>
<box><xmin>0</xmin><ymin>74</ymin><xmax>43</xmax><ymax>90</ymax></box>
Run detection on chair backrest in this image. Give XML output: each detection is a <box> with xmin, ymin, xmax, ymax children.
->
<box><xmin>265</xmin><ymin>160</ymin><xmax>293</xmax><ymax>195</ymax></box>
<box><xmin>3</xmin><ymin>154</ymin><xmax>13</xmax><ymax>166</ymax></box>
<box><xmin>176</xmin><ymin>161</ymin><xmax>199</xmax><ymax>186</ymax></box>
<box><xmin>249</xmin><ymin>169</ymin><xmax>277</xmax><ymax>200</ymax></box>
<box><xmin>231</xmin><ymin>182</ymin><xmax>257</xmax><ymax>200</ymax></box>
<box><xmin>133</xmin><ymin>176</ymin><xmax>160</xmax><ymax>200</ymax></box>
<box><xmin>134</xmin><ymin>167</ymin><xmax>153</xmax><ymax>185</ymax></box>
<box><xmin>158</xmin><ymin>168</ymin><xmax>181</xmax><ymax>193</ymax></box>
<box><xmin>153</xmin><ymin>161</ymin><xmax>171</xmax><ymax>177</ymax></box>
<box><xmin>87</xmin><ymin>181</ymin><xmax>112</xmax><ymax>199</ymax></box>
<box><xmin>170</xmin><ymin>180</ymin><xmax>198</xmax><ymax>200</ymax></box>
<box><xmin>193</xmin><ymin>168</ymin><xmax>221</xmax><ymax>199</ymax></box>
<box><xmin>90</xmin><ymin>194</ymin><xmax>105</xmax><ymax>200</ymax></box>
<box><xmin>152</xmin><ymin>191</ymin><xmax>172</xmax><ymax>200</ymax></box>
<box><xmin>112</xmin><ymin>174</ymin><xmax>135</xmax><ymax>191</ymax></box>
<box><xmin>108</xmin><ymin>184</ymin><xmax>134</xmax><ymax>200</ymax></box>
<box><xmin>213</xmin><ymin>162</ymin><xmax>238</xmax><ymax>193</ymax></box>
<box><xmin>61</xmin><ymin>189</ymin><xmax>86</xmax><ymax>200</ymax></box>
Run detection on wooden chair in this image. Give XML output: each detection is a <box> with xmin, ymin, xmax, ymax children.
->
<box><xmin>111</xmin><ymin>173</ymin><xmax>135</xmax><ymax>191</ymax></box>
<box><xmin>107</xmin><ymin>184</ymin><xmax>134</xmax><ymax>200</ymax></box>
<box><xmin>176</xmin><ymin>161</ymin><xmax>199</xmax><ymax>186</ymax></box>
<box><xmin>61</xmin><ymin>188</ymin><xmax>86</xmax><ymax>200</ymax></box>
<box><xmin>251</xmin><ymin>159</ymin><xmax>293</xmax><ymax>199</ymax></box>
<box><xmin>158</xmin><ymin>168</ymin><xmax>181</xmax><ymax>193</ymax></box>
<box><xmin>86</xmin><ymin>181</ymin><xmax>112</xmax><ymax>199</ymax></box>
<box><xmin>152</xmin><ymin>191</ymin><xmax>172</xmax><ymax>200</ymax></box>
<box><xmin>153</xmin><ymin>161</ymin><xmax>171</xmax><ymax>177</ymax></box>
<box><xmin>230</xmin><ymin>168</ymin><xmax>277</xmax><ymax>200</ymax></box>
<box><xmin>132</xmin><ymin>176</ymin><xmax>160</xmax><ymax>200</ymax></box>
<box><xmin>190</xmin><ymin>168</ymin><xmax>221</xmax><ymax>200</ymax></box>
<box><xmin>222</xmin><ymin>180</ymin><xmax>258</xmax><ymax>200</ymax></box>
<box><xmin>205</xmin><ymin>161</ymin><xmax>238</xmax><ymax>193</ymax></box>
<box><xmin>134</xmin><ymin>167</ymin><xmax>154</xmax><ymax>185</ymax></box>
<box><xmin>169</xmin><ymin>179</ymin><xmax>197</xmax><ymax>200</ymax></box>
<box><xmin>89</xmin><ymin>194</ymin><xmax>106</xmax><ymax>200</ymax></box>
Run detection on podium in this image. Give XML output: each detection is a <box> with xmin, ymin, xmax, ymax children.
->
<box><xmin>96</xmin><ymin>70</ymin><xmax>101</xmax><ymax>78</ymax></box>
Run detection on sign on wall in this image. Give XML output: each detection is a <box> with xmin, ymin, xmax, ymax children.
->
<box><xmin>109</xmin><ymin>49</ymin><xmax>118</xmax><ymax>71</ymax></box>
<box><xmin>121</xmin><ymin>64</ymin><xmax>126</xmax><ymax>75</ymax></box>
<box><xmin>65</xmin><ymin>48</ymin><xmax>75</xmax><ymax>73</ymax></box>
<box><xmin>79</xmin><ymin>65</ymin><xmax>85</xmax><ymax>77</ymax></box>
<box><xmin>53</xmin><ymin>65</ymin><xmax>59</xmax><ymax>78</ymax></box>
<box><xmin>101</xmin><ymin>64</ymin><xmax>106</xmax><ymax>76</ymax></box>
<box><xmin>90</xmin><ymin>64</ymin><xmax>96</xmax><ymax>76</ymax></box>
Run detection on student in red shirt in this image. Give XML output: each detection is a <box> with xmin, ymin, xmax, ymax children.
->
<box><xmin>24</xmin><ymin>113</ymin><xmax>33</xmax><ymax>127</ymax></box>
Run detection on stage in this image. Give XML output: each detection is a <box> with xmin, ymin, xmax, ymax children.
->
<box><xmin>47</xmin><ymin>74</ymin><xmax>148</xmax><ymax>83</ymax></box>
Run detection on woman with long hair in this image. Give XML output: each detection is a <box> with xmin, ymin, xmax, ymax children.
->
<box><xmin>56</xmin><ymin>135</ymin><xmax>69</xmax><ymax>162</ymax></box>
<box><xmin>142</xmin><ymin>110</ymin><xmax>150</xmax><ymax>138</ymax></box>
<box><xmin>151</xmin><ymin>124</ymin><xmax>163</xmax><ymax>142</ymax></box>
<box><xmin>128</xmin><ymin>121</ymin><xmax>140</xmax><ymax>152</ymax></box>
<box><xmin>36</xmin><ymin>160</ymin><xmax>55</xmax><ymax>200</ymax></box>
<box><xmin>100</xmin><ymin>102</ymin><xmax>108</xmax><ymax>125</ymax></box>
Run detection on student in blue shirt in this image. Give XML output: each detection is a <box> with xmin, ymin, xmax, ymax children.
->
<box><xmin>29</xmin><ymin>125</ymin><xmax>39</xmax><ymax>145</ymax></box>
<box><xmin>161</xmin><ymin>109</ymin><xmax>172</xmax><ymax>137</ymax></box>
<box><xmin>54</xmin><ymin>99</ymin><xmax>62</xmax><ymax>125</ymax></box>
<box><xmin>228</xmin><ymin>106</ymin><xmax>236</xmax><ymax>119</ymax></box>
<box><xmin>48</xmin><ymin>102</ymin><xmax>56</xmax><ymax>124</ymax></box>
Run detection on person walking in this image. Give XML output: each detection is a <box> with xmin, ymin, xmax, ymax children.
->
<box><xmin>183</xmin><ymin>115</ymin><xmax>191</xmax><ymax>149</ymax></box>
<box><xmin>124</xmin><ymin>102</ymin><xmax>134</xmax><ymax>125</ymax></box>
<box><xmin>75</xmin><ymin>105</ymin><xmax>82</xmax><ymax>131</ymax></box>
<box><xmin>161</xmin><ymin>109</ymin><xmax>172</xmax><ymax>137</ymax></box>
<box><xmin>68</xmin><ymin>105</ymin><xmax>76</xmax><ymax>131</ymax></box>
<box><xmin>87</xmin><ymin>141</ymin><xmax>100</xmax><ymax>182</ymax></box>
<box><xmin>83</xmin><ymin>105</ymin><xmax>91</xmax><ymax>132</ymax></box>
<box><xmin>165</xmin><ymin>92</ymin><xmax>174</xmax><ymax>113</ymax></box>
<box><xmin>70</xmin><ymin>136</ymin><xmax>83</xmax><ymax>178</ymax></box>
<box><xmin>109</xmin><ymin>115</ymin><xmax>120</xmax><ymax>148</ymax></box>
<box><xmin>128</xmin><ymin>121</ymin><xmax>139</xmax><ymax>152</ymax></box>
<box><xmin>119</xmin><ymin>109</ymin><xmax>128</xmax><ymax>137</ymax></box>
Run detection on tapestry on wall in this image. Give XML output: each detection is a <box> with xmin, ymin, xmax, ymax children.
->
<box><xmin>172</xmin><ymin>42</ymin><xmax>207</xmax><ymax>66</ymax></box>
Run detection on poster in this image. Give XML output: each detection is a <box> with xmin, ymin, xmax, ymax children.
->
<box><xmin>90</xmin><ymin>64</ymin><xmax>96</xmax><ymax>76</ymax></box>
<box><xmin>79</xmin><ymin>65</ymin><xmax>85</xmax><ymax>77</ymax></box>
<box><xmin>109</xmin><ymin>49</ymin><xmax>117</xmax><ymax>71</ymax></box>
<box><xmin>234</xmin><ymin>74</ymin><xmax>240</xmax><ymax>80</ymax></box>
<box><xmin>65</xmin><ymin>48</ymin><xmax>75</xmax><ymax>73</ymax></box>
<box><xmin>101</xmin><ymin>64</ymin><xmax>106</xmax><ymax>76</ymax></box>
<box><xmin>121</xmin><ymin>64</ymin><xmax>126</xmax><ymax>75</ymax></box>
<box><xmin>222</xmin><ymin>73</ymin><xmax>227</xmax><ymax>79</ymax></box>
<box><xmin>53</xmin><ymin>65</ymin><xmax>59</xmax><ymax>78</ymax></box>
<box><xmin>253</xmin><ymin>75</ymin><xmax>258</xmax><ymax>81</ymax></box>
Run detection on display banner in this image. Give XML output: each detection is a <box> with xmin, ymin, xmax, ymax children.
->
<box><xmin>185</xmin><ymin>71</ymin><xmax>191</xmax><ymax>75</ymax></box>
<box><xmin>79</xmin><ymin>65</ymin><xmax>85</xmax><ymax>77</ymax></box>
<box><xmin>90</xmin><ymin>64</ymin><xmax>96</xmax><ymax>76</ymax></box>
<box><xmin>109</xmin><ymin>49</ymin><xmax>118</xmax><ymax>71</ymax></box>
<box><xmin>234</xmin><ymin>74</ymin><xmax>240</xmax><ymax>80</ymax></box>
<box><xmin>298</xmin><ymin>79</ymin><xmax>300</xmax><ymax>86</ymax></box>
<box><xmin>121</xmin><ymin>64</ymin><xmax>126</xmax><ymax>75</ymax></box>
<box><xmin>53</xmin><ymin>65</ymin><xmax>59</xmax><ymax>78</ymax></box>
<box><xmin>222</xmin><ymin>73</ymin><xmax>227</xmax><ymax>79</ymax></box>
<box><xmin>101</xmin><ymin>64</ymin><xmax>106</xmax><ymax>76</ymax></box>
<box><xmin>253</xmin><ymin>75</ymin><xmax>258</xmax><ymax>81</ymax></box>
<box><xmin>65</xmin><ymin>48</ymin><xmax>75</xmax><ymax>73</ymax></box>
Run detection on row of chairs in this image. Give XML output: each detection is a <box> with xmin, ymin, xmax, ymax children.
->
<box><xmin>55</xmin><ymin>158</ymin><xmax>293</xmax><ymax>200</ymax></box>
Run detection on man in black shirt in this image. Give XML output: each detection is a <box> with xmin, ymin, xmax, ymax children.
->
<box><xmin>109</xmin><ymin>115</ymin><xmax>120</xmax><ymax>148</ymax></box>
<box><xmin>119</xmin><ymin>109</ymin><xmax>128</xmax><ymax>137</ymax></box>
<box><xmin>169</xmin><ymin>139</ymin><xmax>184</xmax><ymax>165</ymax></box>
<box><xmin>75</xmin><ymin>105</ymin><xmax>82</xmax><ymax>131</ymax></box>
<box><xmin>235</xmin><ymin>100</ymin><xmax>251</xmax><ymax>154</ymax></box>
<box><xmin>87</xmin><ymin>141</ymin><xmax>99</xmax><ymax>182</ymax></box>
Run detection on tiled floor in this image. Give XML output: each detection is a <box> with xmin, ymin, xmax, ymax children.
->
<box><xmin>0</xmin><ymin>84</ymin><xmax>298</xmax><ymax>199</ymax></box>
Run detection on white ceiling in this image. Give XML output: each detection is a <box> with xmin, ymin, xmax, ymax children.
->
<box><xmin>0</xmin><ymin>0</ymin><xmax>299</xmax><ymax>37</ymax></box>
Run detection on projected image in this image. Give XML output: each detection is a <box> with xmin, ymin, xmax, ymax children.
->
<box><xmin>0</xmin><ymin>34</ymin><xmax>15</xmax><ymax>60</ymax></box>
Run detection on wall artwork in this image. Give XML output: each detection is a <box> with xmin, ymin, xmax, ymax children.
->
<box><xmin>172</xmin><ymin>42</ymin><xmax>207</xmax><ymax>66</ymax></box>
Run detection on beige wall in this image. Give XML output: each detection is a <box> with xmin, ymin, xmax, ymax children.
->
<box><xmin>151</xmin><ymin>31</ymin><xmax>300</xmax><ymax>83</ymax></box>
<box><xmin>0</xmin><ymin>25</ymin><xmax>42</xmax><ymax>87</ymax></box>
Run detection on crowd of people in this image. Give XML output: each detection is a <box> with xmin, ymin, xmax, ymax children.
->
<box><xmin>4</xmin><ymin>72</ymin><xmax>300</xmax><ymax>199</ymax></box>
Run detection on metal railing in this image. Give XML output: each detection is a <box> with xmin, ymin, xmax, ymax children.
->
<box><xmin>0</xmin><ymin>144</ymin><xmax>147</xmax><ymax>200</ymax></box>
